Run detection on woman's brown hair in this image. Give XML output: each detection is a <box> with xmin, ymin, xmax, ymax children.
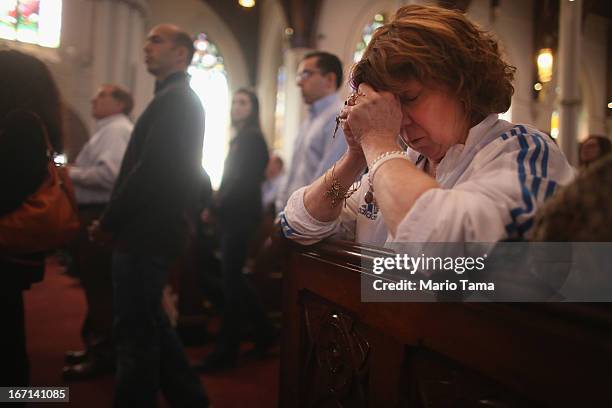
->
<box><xmin>350</xmin><ymin>5</ymin><xmax>515</xmax><ymax>125</ymax></box>
<box><xmin>233</xmin><ymin>87</ymin><xmax>261</xmax><ymax>131</ymax></box>
<box><xmin>0</xmin><ymin>50</ymin><xmax>64</xmax><ymax>152</ymax></box>
<box><xmin>0</xmin><ymin>50</ymin><xmax>64</xmax><ymax>214</ymax></box>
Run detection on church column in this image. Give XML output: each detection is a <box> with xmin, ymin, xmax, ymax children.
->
<box><xmin>280</xmin><ymin>47</ymin><xmax>310</xmax><ymax>167</ymax></box>
<box><xmin>90</xmin><ymin>0</ymin><xmax>112</xmax><ymax>92</ymax></box>
<box><xmin>276</xmin><ymin>1</ymin><xmax>321</xmax><ymax>165</ymax></box>
<box><xmin>90</xmin><ymin>0</ymin><xmax>149</xmax><ymax>97</ymax></box>
<box><xmin>557</xmin><ymin>0</ymin><xmax>582</xmax><ymax>165</ymax></box>
<box><xmin>110</xmin><ymin>3</ymin><xmax>131</xmax><ymax>83</ymax></box>
<box><xmin>127</xmin><ymin>4</ymin><xmax>153</xmax><ymax>117</ymax></box>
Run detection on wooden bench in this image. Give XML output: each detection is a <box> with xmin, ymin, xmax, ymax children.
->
<box><xmin>280</xmin><ymin>239</ymin><xmax>612</xmax><ymax>407</ymax></box>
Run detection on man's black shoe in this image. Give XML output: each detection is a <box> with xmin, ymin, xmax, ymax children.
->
<box><xmin>64</xmin><ymin>349</ymin><xmax>88</xmax><ymax>365</ymax></box>
<box><xmin>62</xmin><ymin>358</ymin><xmax>114</xmax><ymax>382</ymax></box>
<box><xmin>193</xmin><ymin>350</ymin><xmax>237</xmax><ymax>374</ymax></box>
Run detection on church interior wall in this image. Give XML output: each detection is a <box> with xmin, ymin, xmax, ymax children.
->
<box><xmin>466</xmin><ymin>0</ymin><xmax>535</xmax><ymax>125</ymax></box>
<box><xmin>88</xmin><ymin>0</ymin><xmax>151</xmax><ymax>120</ymax></box>
<box><xmin>581</xmin><ymin>13</ymin><xmax>609</xmax><ymax>138</ymax></box>
<box><xmin>256</xmin><ymin>0</ymin><xmax>286</xmax><ymax>148</ymax></box>
<box><xmin>317</xmin><ymin>0</ymin><xmax>398</xmax><ymax>99</ymax></box>
<box><xmin>276</xmin><ymin>47</ymin><xmax>309</xmax><ymax>167</ymax></box>
<box><xmin>148</xmin><ymin>0</ymin><xmax>249</xmax><ymax>100</ymax></box>
<box><xmin>52</xmin><ymin>0</ymin><xmax>95</xmax><ymax>130</ymax></box>
<box><xmin>0</xmin><ymin>0</ymin><xmax>608</xmax><ymax>161</ymax></box>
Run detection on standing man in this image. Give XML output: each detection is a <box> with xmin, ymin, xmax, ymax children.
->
<box><xmin>64</xmin><ymin>84</ymin><xmax>134</xmax><ymax>381</ymax></box>
<box><xmin>90</xmin><ymin>24</ymin><xmax>209</xmax><ymax>407</ymax></box>
<box><xmin>275</xmin><ymin>51</ymin><xmax>347</xmax><ymax>212</ymax></box>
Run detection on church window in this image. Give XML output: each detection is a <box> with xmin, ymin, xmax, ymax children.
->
<box><xmin>189</xmin><ymin>32</ymin><xmax>230</xmax><ymax>190</ymax></box>
<box><xmin>353</xmin><ymin>13</ymin><xmax>386</xmax><ymax>62</ymax></box>
<box><xmin>0</xmin><ymin>0</ymin><xmax>62</xmax><ymax>48</ymax></box>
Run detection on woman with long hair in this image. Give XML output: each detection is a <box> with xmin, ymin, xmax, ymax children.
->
<box><xmin>0</xmin><ymin>49</ymin><xmax>65</xmax><ymax>388</ymax></box>
<box><xmin>196</xmin><ymin>88</ymin><xmax>276</xmax><ymax>372</ymax></box>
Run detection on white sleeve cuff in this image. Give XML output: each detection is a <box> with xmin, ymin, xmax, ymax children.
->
<box><xmin>280</xmin><ymin>187</ymin><xmax>341</xmax><ymax>245</ymax></box>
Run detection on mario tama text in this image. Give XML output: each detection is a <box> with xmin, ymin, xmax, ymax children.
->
<box><xmin>370</xmin><ymin>253</ymin><xmax>495</xmax><ymax>294</ymax></box>
<box><xmin>373</xmin><ymin>279</ymin><xmax>494</xmax><ymax>292</ymax></box>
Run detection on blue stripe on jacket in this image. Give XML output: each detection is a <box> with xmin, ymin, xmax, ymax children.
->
<box><xmin>503</xmin><ymin>126</ymin><xmax>552</xmax><ymax>237</ymax></box>
<box><xmin>279</xmin><ymin>211</ymin><xmax>296</xmax><ymax>237</ymax></box>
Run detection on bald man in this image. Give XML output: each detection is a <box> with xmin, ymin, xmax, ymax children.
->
<box><xmin>90</xmin><ymin>24</ymin><xmax>209</xmax><ymax>407</ymax></box>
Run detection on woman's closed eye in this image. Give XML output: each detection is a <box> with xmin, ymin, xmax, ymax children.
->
<box><xmin>399</xmin><ymin>94</ymin><xmax>419</xmax><ymax>104</ymax></box>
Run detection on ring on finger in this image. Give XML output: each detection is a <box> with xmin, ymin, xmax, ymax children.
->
<box><xmin>347</xmin><ymin>91</ymin><xmax>367</xmax><ymax>106</ymax></box>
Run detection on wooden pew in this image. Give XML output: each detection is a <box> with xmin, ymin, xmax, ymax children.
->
<box><xmin>280</xmin><ymin>239</ymin><xmax>612</xmax><ymax>407</ymax></box>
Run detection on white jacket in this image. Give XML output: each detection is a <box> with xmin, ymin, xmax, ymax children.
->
<box><xmin>281</xmin><ymin>115</ymin><xmax>575</xmax><ymax>246</ymax></box>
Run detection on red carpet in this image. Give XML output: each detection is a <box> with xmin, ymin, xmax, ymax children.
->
<box><xmin>23</xmin><ymin>257</ymin><xmax>279</xmax><ymax>407</ymax></box>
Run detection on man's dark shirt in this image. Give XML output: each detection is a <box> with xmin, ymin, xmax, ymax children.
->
<box><xmin>101</xmin><ymin>71</ymin><xmax>205</xmax><ymax>256</ymax></box>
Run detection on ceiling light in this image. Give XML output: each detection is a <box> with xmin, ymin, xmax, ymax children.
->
<box><xmin>239</xmin><ymin>0</ymin><xmax>255</xmax><ymax>8</ymax></box>
<box><xmin>537</xmin><ymin>48</ymin><xmax>553</xmax><ymax>83</ymax></box>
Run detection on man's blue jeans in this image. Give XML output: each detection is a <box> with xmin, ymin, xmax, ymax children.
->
<box><xmin>111</xmin><ymin>250</ymin><xmax>209</xmax><ymax>407</ymax></box>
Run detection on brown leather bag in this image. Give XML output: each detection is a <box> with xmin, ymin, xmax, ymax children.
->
<box><xmin>0</xmin><ymin>112</ymin><xmax>80</xmax><ymax>254</ymax></box>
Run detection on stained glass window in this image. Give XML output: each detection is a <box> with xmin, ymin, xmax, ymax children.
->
<box><xmin>0</xmin><ymin>0</ymin><xmax>62</xmax><ymax>48</ymax></box>
<box><xmin>188</xmin><ymin>33</ymin><xmax>230</xmax><ymax>190</ymax></box>
<box><xmin>353</xmin><ymin>13</ymin><xmax>386</xmax><ymax>62</ymax></box>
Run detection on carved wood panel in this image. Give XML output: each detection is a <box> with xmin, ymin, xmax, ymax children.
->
<box><xmin>281</xmin><ymin>241</ymin><xmax>612</xmax><ymax>407</ymax></box>
<box><xmin>299</xmin><ymin>291</ymin><xmax>371</xmax><ymax>408</ymax></box>
<box><xmin>297</xmin><ymin>292</ymin><xmax>537</xmax><ymax>408</ymax></box>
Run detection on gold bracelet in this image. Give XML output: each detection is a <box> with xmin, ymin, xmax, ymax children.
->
<box><xmin>323</xmin><ymin>165</ymin><xmax>344</xmax><ymax>208</ymax></box>
<box><xmin>344</xmin><ymin>178</ymin><xmax>361</xmax><ymax>204</ymax></box>
<box><xmin>323</xmin><ymin>162</ymin><xmax>362</xmax><ymax>208</ymax></box>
